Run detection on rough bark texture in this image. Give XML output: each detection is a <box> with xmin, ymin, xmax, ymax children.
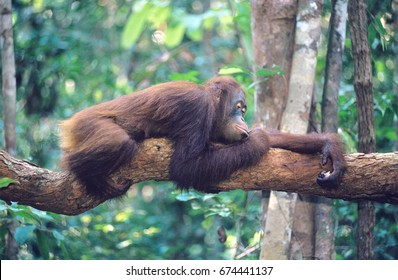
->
<box><xmin>357</xmin><ymin>201</ymin><xmax>375</xmax><ymax>258</ymax></box>
<box><xmin>1</xmin><ymin>0</ymin><xmax>17</xmax><ymax>156</ymax></box>
<box><xmin>321</xmin><ymin>0</ymin><xmax>347</xmax><ymax>133</ymax></box>
<box><xmin>348</xmin><ymin>0</ymin><xmax>376</xmax><ymax>260</ymax></box>
<box><xmin>251</xmin><ymin>0</ymin><xmax>297</xmax><ymax>128</ymax></box>
<box><xmin>280</xmin><ymin>0</ymin><xmax>323</xmax><ymax>134</ymax></box>
<box><xmin>314</xmin><ymin>196</ymin><xmax>335</xmax><ymax>259</ymax></box>
<box><xmin>0</xmin><ymin>139</ymin><xmax>397</xmax><ymax>216</ymax></box>
<box><xmin>260</xmin><ymin>0</ymin><xmax>323</xmax><ymax>260</ymax></box>
<box><xmin>289</xmin><ymin>195</ymin><xmax>315</xmax><ymax>259</ymax></box>
<box><xmin>348</xmin><ymin>3</ymin><xmax>375</xmax><ymax>154</ymax></box>
<box><xmin>1</xmin><ymin>0</ymin><xmax>19</xmax><ymax>260</ymax></box>
<box><xmin>261</xmin><ymin>191</ymin><xmax>297</xmax><ymax>260</ymax></box>
<box><xmin>251</xmin><ymin>0</ymin><xmax>298</xmax><ymax>260</ymax></box>
<box><xmin>316</xmin><ymin>0</ymin><xmax>348</xmax><ymax>260</ymax></box>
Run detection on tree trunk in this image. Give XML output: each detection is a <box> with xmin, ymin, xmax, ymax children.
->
<box><xmin>263</xmin><ymin>0</ymin><xmax>323</xmax><ymax>260</ymax></box>
<box><xmin>251</xmin><ymin>0</ymin><xmax>297</xmax><ymax>128</ymax></box>
<box><xmin>261</xmin><ymin>191</ymin><xmax>297</xmax><ymax>260</ymax></box>
<box><xmin>289</xmin><ymin>194</ymin><xmax>314</xmax><ymax>259</ymax></box>
<box><xmin>250</xmin><ymin>0</ymin><xmax>297</xmax><ymax>260</ymax></box>
<box><xmin>321</xmin><ymin>0</ymin><xmax>347</xmax><ymax>133</ymax></box>
<box><xmin>316</xmin><ymin>0</ymin><xmax>348</xmax><ymax>260</ymax></box>
<box><xmin>1</xmin><ymin>0</ymin><xmax>17</xmax><ymax>155</ymax></box>
<box><xmin>280</xmin><ymin>0</ymin><xmax>322</xmax><ymax>134</ymax></box>
<box><xmin>348</xmin><ymin>0</ymin><xmax>376</xmax><ymax>260</ymax></box>
<box><xmin>314</xmin><ymin>197</ymin><xmax>335</xmax><ymax>259</ymax></box>
<box><xmin>0</xmin><ymin>0</ymin><xmax>18</xmax><ymax>260</ymax></box>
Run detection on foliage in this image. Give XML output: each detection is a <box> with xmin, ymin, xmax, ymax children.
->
<box><xmin>1</xmin><ymin>0</ymin><xmax>262</xmax><ymax>260</ymax></box>
<box><xmin>58</xmin><ymin>185</ymin><xmax>262</xmax><ymax>260</ymax></box>
<box><xmin>0</xmin><ymin>200</ymin><xmax>68</xmax><ymax>259</ymax></box>
<box><xmin>0</xmin><ymin>178</ymin><xmax>20</xmax><ymax>188</ymax></box>
<box><xmin>0</xmin><ymin>0</ymin><xmax>397</xmax><ymax>259</ymax></box>
<box><xmin>319</xmin><ymin>0</ymin><xmax>398</xmax><ymax>259</ymax></box>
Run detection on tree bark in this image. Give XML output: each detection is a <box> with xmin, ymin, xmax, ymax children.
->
<box><xmin>317</xmin><ymin>0</ymin><xmax>348</xmax><ymax>260</ymax></box>
<box><xmin>1</xmin><ymin>0</ymin><xmax>18</xmax><ymax>260</ymax></box>
<box><xmin>251</xmin><ymin>0</ymin><xmax>297</xmax><ymax>128</ymax></box>
<box><xmin>321</xmin><ymin>0</ymin><xmax>347</xmax><ymax>133</ymax></box>
<box><xmin>259</xmin><ymin>0</ymin><xmax>323</xmax><ymax>260</ymax></box>
<box><xmin>250</xmin><ymin>0</ymin><xmax>297</xmax><ymax>260</ymax></box>
<box><xmin>280</xmin><ymin>0</ymin><xmax>322</xmax><ymax>134</ymax></box>
<box><xmin>348</xmin><ymin>0</ymin><xmax>376</xmax><ymax>260</ymax></box>
<box><xmin>289</xmin><ymin>194</ymin><xmax>314</xmax><ymax>259</ymax></box>
<box><xmin>0</xmin><ymin>139</ymin><xmax>397</xmax><ymax>216</ymax></box>
<box><xmin>1</xmin><ymin>0</ymin><xmax>17</xmax><ymax>156</ymax></box>
<box><xmin>261</xmin><ymin>191</ymin><xmax>297</xmax><ymax>260</ymax></box>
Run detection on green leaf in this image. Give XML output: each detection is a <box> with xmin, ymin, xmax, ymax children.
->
<box><xmin>202</xmin><ymin>12</ymin><xmax>216</xmax><ymax>30</ymax></box>
<box><xmin>59</xmin><ymin>241</ymin><xmax>70</xmax><ymax>259</ymax></box>
<box><xmin>121</xmin><ymin>3</ymin><xmax>152</xmax><ymax>49</ymax></box>
<box><xmin>13</xmin><ymin>210</ymin><xmax>41</xmax><ymax>224</ymax></box>
<box><xmin>392</xmin><ymin>102</ymin><xmax>398</xmax><ymax>117</ymax></box>
<box><xmin>186</xmin><ymin>27</ymin><xmax>203</xmax><ymax>41</ymax></box>
<box><xmin>202</xmin><ymin>194</ymin><xmax>216</xmax><ymax>201</ymax></box>
<box><xmin>385</xmin><ymin>130</ymin><xmax>397</xmax><ymax>141</ymax></box>
<box><xmin>369</xmin><ymin>13</ymin><xmax>389</xmax><ymax>50</ymax></box>
<box><xmin>219</xmin><ymin>66</ymin><xmax>249</xmax><ymax>75</ymax></box>
<box><xmin>256</xmin><ymin>65</ymin><xmax>285</xmax><ymax>77</ymax></box>
<box><xmin>31</xmin><ymin>208</ymin><xmax>55</xmax><ymax>222</ymax></box>
<box><xmin>206</xmin><ymin>205</ymin><xmax>231</xmax><ymax>218</ymax></box>
<box><xmin>148</xmin><ymin>6</ymin><xmax>170</xmax><ymax>28</ymax></box>
<box><xmin>164</xmin><ymin>23</ymin><xmax>186</xmax><ymax>48</ymax></box>
<box><xmin>36</xmin><ymin>230</ymin><xmax>50</xmax><ymax>260</ymax></box>
<box><xmin>52</xmin><ymin>230</ymin><xmax>64</xmax><ymax>242</ymax></box>
<box><xmin>169</xmin><ymin>70</ymin><xmax>199</xmax><ymax>82</ymax></box>
<box><xmin>0</xmin><ymin>177</ymin><xmax>19</xmax><ymax>188</ymax></box>
<box><xmin>175</xmin><ymin>192</ymin><xmax>199</xmax><ymax>202</ymax></box>
<box><xmin>383</xmin><ymin>107</ymin><xmax>395</xmax><ymax>126</ymax></box>
<box><xmin>15</xmin><ymin>225</ymin><xmax>36</xmax><ymax>245</ymax></box>
<box><xmin>52</xmin><ymin>230</ymin><xmax>65</xmax><ymax>246</ymax></box>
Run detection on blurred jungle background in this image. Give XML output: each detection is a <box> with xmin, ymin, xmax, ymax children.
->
<box><xmin>0</xmin><ymin>0</ymin><xmax>397</xmax><ymax>259</ymax></box>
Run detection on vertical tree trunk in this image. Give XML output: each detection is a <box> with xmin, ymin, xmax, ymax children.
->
<box><xmin>321</xmin><ymin>0</ymin><xmax>347</xmax><ymax>133</ymax></box>
<box><xmin>0</xmin><ymin>0</ymin><xmax>18</xmax><ymax>260</ymax></box>
<box><xmin>289</xmin><ymin>195</ymin><xmax>314</xmax><ymax>259</ymax></box>
<box><xmin>1</xmin><ymin>0</ymin><xmax>16</xmax><ymax>156</ymax></box>
<box><xmin>348</xmin><ymin>0</ymin><xmax>376</xmax><ymax>260</ymax></box>
<box><xmin>316</xmin><ymin>0</ymin><xmax>347</xmax><ymax>260</ymax></box>
<box><xmin>251</xmin><ymin>0</ymin><xmax>298</xmax><ymax>260</ymax></box>
<box><xmin>282</xmin><ymin>0</ymin><xmax>323</xmax><ymax>260</ymax></box>
<box><xmin>280</xmin><ymin>0</ymin><xmax>323</xmax><ymax>134</ymax></box>
<box><xmin>251</xmin><ymin>0</ymin><xmax>297</xmax><ymax>128</ymax></box>
<box><xmin>258</xmin><ymin>0</ymin><xmax>323</xmax><ymax>259</ymax></box>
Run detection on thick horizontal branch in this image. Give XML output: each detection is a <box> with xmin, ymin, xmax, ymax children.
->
<box><xmin>0</xmin><ymin>138</ymin><xmax>397</xmax><ymax>215</ymax></box>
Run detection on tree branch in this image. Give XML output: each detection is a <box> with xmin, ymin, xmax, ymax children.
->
<box><xmin>0</xmin><ymin>138</ymin><xmax>397</xmax><ymax>215</ymax></box>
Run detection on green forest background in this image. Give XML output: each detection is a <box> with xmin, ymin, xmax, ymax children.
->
<box><xmin>0</xmin><ymin>0</ymin><xmax>397</xmax><ymax>259</ymax></box>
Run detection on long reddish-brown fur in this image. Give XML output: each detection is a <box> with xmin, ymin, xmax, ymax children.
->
<box><xmin>60</xmin><ymin>77</ymin><xmax>269</xmax><ymax>196</ymax></box>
